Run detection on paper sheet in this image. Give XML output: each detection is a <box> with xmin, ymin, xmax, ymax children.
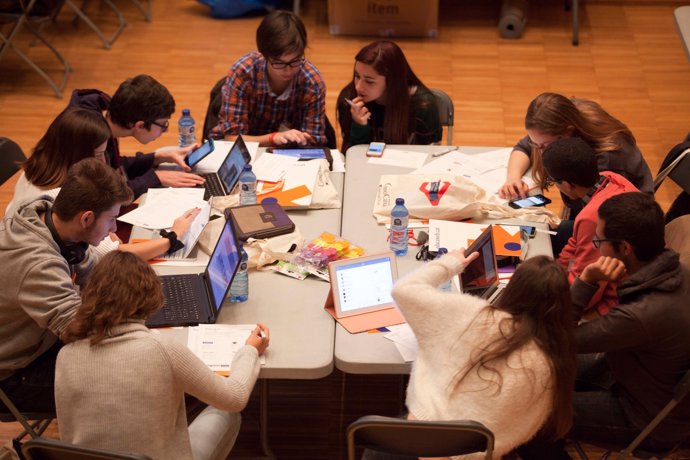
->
<box><xmin>252</xmin><ymin>153</ymin><xmax>299</xmax><ymax>182</ymax></box>
<box><xmin>156</xmin><ymin>201</ymin><xmax>211</xmax><ymax>260</ymax></box>
<box><xmin>118</xmin><ymin>188</ymin><xmax>206</xmax><ymax>230</ymax></box>
<box><xmin>187</xmin><ymin>324</ymin><xmax>266</xmax><ymax>373</ymax></box>
<box><xmin>427</xmin><ymin>219</ymin><xmax>522</xmax><ymax>256</ymax></box>
<box><xmin>383</xmin><ymin>324</ymin><xmax>418</xmax><ymax>362</ymax></box>
<box><xmin>194</xmin><ymin>140</ymin><xmax>260</xmax><ymax>173</ymax></box>
<box><xmin>330</xmin><ymin>149</ymin><xmax>346</xmax><ymax>173</ymax></box>
<box><xmin>367</xmin><ymin>148</ymin><xmax>428</xmax><ymax>169</ymax></box>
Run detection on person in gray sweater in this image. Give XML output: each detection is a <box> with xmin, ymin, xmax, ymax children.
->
<box><xmin>0</xmin><ymin>158</ymin><xmax>132</xmax><ymax>413</ymax></box>
<box><xmin>55</xmin><ymin>251</ymin><xmax>269</xmax><ymax>460</ymax></box>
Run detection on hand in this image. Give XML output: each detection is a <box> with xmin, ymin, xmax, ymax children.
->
<box><xmin>108</xmin><ymin>232</ymin><xmax>122</xmax><ymax>243</ymax></box>
<box><xmin>499</xmin><ymin>177</ymin><xmax>530</xmax><ymax>200</ymax></box>
<box><xmin>155</xmin><ymin>170</ymin><xmax>205</xmax><ymax>188</ymax></box>
<box><xmin>171</xmin><ymin>207</ymin><xmax>201</xmax><ymax>238</ymax></box>
<box><xmin>446</xmin><ymin>249</ymin><xmax>480</xmax><ymax>268</ymax></box>
<box><xmin>350</xmin><ymin>96</ymin><xmax>371</xmax><ymax>126</ymax></box>
<box><xmin>580</xmin><ymin>256</ymin><xmax>627</xmax><ymax>285</ymax></box>
<box><xmin>154</xmin><ymin>145</ymin><xmax>196</xmax><ymax>172</ymax></box>
<box><xmin>272</xmin><ymin>129</ymin><xmax>315</xmax><ymax>146</ymax></box>
<box><xmin>245</xmin><ymin>323</ymin><xmax>270</xmax><ymax>355</ymax></box>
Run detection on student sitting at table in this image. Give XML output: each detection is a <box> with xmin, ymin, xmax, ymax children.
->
<box><xmin>55</xmin><ymin>250</ymin><xmax>269</xmax><ymax>460</ymax></box>
<box><xmin>542</xmin><ymin>137</ymin><xmax>638</xmax><ymax>316</ymax></box>
<box><xmin>215</xmin><ymin>10</ymin><xmax>327</xmax><ymax>147</ymax></box>
<box><xmin>388</xmin><ymin>252</ymin><xmax>576</xmax><ymax>460</ymax></box>
<box><xmin>5</xmin><ymin>107</ymin><xmax>200</xmax><ymax>260</ymax></box>
<box><xmin>70</xmin><ymin>74</ymin><xmax>205</xmax><ymax>198</ymax></box>
<box><xmin>336</xmin><ymin>40</ymin><xmax>442</xmax><ymax>152</ymax></box>
<box><xmin>499</xmin><ymin>92</ymin><xmax>653</xmax><ymax>200</ymax></box>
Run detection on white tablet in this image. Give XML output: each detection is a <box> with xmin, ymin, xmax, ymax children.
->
<box><xmin>328</xmin><ymin>252</ymin><xmax>399</xmax><ymax>318</ymax></box>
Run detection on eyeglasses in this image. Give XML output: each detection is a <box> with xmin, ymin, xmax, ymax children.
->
<box><xmin>150</xmin><ymin>120</ymin><xmax>169</xmax><ymax>132</ymax></box>
<box><xmin>544</xmin><ymin>176</ymin><xmax>562</xmax><ymax>187</ymax></box>
<box><xmin>591</xmin><ymin>237</ymin><xmax>618</xmax><ymax>248</ymax></box>
<box><xmin>268</xmin><ymin>56</ymin><xmax>305</xmax><ymax>70</ymax></box>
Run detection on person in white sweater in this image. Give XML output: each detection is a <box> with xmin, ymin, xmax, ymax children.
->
<box><xmin>55</xmin><ymin>251</ymin><xmax>270</xmax><ymax>460</ymax></box>
<box><xmin>387</xmin><ymin>251</ymin><xmax>577</xmax><ymax>460</ymax></box>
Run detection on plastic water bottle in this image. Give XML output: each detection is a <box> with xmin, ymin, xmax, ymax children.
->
<box><xmin>239</xmin><ymin>165</ymin><xmax>257</xmax><ymax>205</ymax></box>
<box><xmin>178</xmin><ymin>108</ymin><xmax>196</xmax><ymax>147</ymax></box>
<box><xmin>229</xmin><ymin>243</ymin><xmax>249</xmax><ymax>302</ymax></box>
<box><xmin>390</xmin><ymin>198</ymin><xmax>409</xmax><ymax>256</ymax></box>
<box><xmin>436</xmin><ymin>247</ymin><xmax>452</xmax><ymax>292</ymax></box>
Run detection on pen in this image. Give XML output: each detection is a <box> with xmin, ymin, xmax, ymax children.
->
<box><xmin>344</xmin><ymin>98</ymin><xmax>355</xmax><ymax>107</ymax></box>
<box><xmin>431</xmin><ymin>146</ymin><xmax>459</xmax><ymax>157</ymax></box>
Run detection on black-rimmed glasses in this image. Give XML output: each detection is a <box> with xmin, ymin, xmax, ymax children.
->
<box><xmin>592</xmin><ymin>237</ymin><xmax>618</xmax><ymax>248</ymax></box>
<box><xmin>151</xmin><ymin>120</ymin><xmax>169</xmax><ymax>132</ymax></box>
<box><xmin>268</xmin><ymin>56</ymin><xmax>305</xmax><ymax>70</ymax></box>
<box><xmin>544</xmin><ymin>176</ymin><xmax>562</xmax><ymax>187</ymax></box>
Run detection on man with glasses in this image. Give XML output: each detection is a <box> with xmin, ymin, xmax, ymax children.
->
<box><xmin>216</xmin><ymin>10</ymin><xmax>327</xmax><ymax>147</ymax></box>
<box><xmin>70</xmin><ymin>75</ymin><xmax>204</xmax><ymax>198</ymax></box>
<box><xmin>542</xmin><ymin>137</ymin><xmax>638</xmax><ymax>316</ymax></box>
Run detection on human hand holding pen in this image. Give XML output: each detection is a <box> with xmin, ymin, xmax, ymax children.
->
<box><xmin>246</xmin><ymin>323</ymin><xmax>270</xmax><ymax>355</ymax></box>
<box><xmin>346</xmin><ymin>97</ymin><xmax>371</xmax><ymax>126</ymax></box>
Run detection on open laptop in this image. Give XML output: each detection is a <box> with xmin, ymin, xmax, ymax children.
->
<box><xmin>197</xmin><ymin>134</ymin><xmax>251</xmax><ymax>200</ymax></box>
<box><xmin>146</xmin><ymin>217</ymin><xmax>241</xmax><ymax>328</ymax></box>
<box><xmin>458</xmin><ymin>225</ymin><xmax>505</xmax><ymax>304</ymax></box>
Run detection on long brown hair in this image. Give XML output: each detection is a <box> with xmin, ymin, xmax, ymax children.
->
<box><xmin>22</xmin><ymin>107</ymin><xmax>111</xmax><ymax>188</ymax></box>
<box><xmin>525</xmin><ymin>92</ymin><xmax>636</xmax><ymax>187</ymax></box>
<box><xmin>452</xmin><ymin>256</ymin><xmax>576</xmax><ymax>440</ymax></box>
<box><xmin>62</xmin><ymin>251</ymin><xmax>164</xmax><ymax>345</ymax></box>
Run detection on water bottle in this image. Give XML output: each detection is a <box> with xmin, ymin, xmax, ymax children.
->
<box><xmin>229</xmin><ymin>243</ymin><xmax>249</xmax><ymax>302</ymax></box>
<box><xmin>436</xmin><ymin>247</ymin><xmax>452</xmax><ymax>292</ymax></box>
<box><xmin>239</xmin><ymin>165</ymin><xmax>257</xmax><ymax>205</ymax></box>
<box><xmin>178</xmin><ymin>108</ymin><xmax>196</xmax><ymax>147</ymax></box>
<box><xmin>389</xmin><ymin>198</ymin><xmax>409</xmax><ymax>256</ymax></box>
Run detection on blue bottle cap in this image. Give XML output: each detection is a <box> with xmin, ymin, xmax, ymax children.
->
<box><xmin>182</xmin><ymin>108</ymin><xmax>190</xmax><ymax>116</ymax></box>
<box><xmin>243</xmin><ymin>164</ymin><xmax>252</xmax><ymax>171</ymax></box>
<box><xmin>395</xmin><ymin>198</ymin><xmax>404</xmax><ymax>205</ymax></box>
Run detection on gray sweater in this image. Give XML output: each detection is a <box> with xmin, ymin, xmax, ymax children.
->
<box><xmin>55</xmin><ymin>322</ymin><xmax>260</xmax><ymax>460</ymax></box>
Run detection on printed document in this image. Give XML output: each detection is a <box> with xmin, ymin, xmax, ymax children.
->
<box><xmin>187</xmin><ymin>324</ymin><xmax>266</xmax><ymax>374</ymax></box>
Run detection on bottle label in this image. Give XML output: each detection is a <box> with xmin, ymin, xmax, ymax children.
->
<box><xmin>239</xmin><ymin>262</ymin><xmax>247</xmax><ymax>271</ymax></box>
<box><xmin>393</xmin><ymin>217</ymin><xmax>401</xmax><ymax>226</ymax></box>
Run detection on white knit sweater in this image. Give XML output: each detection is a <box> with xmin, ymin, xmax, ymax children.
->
<box><xmin>391</xmin><ymin>257</ymin><xmax>554</xmax><ymax>459</ymax></box>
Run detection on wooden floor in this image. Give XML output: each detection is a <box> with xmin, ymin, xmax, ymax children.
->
<box><xmin>1</xmin><ymin>0</ymin><xmax>690</xmax><ymax>458</ymax></box>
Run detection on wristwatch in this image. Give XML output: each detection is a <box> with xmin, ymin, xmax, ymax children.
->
<box><xmin>159</xmin><ymin>229</ymin><xmax>185</xmax><ymax>255</ymax></box>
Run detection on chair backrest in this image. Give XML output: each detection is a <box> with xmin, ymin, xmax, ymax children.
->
<box><xmin>22</xmin><ymin>437</ymin><xmax>152</xmax><ymax>460</ymax></box>
<box><xmin>0</xmin><ymin>137</ymin><xmax>26</xmax><ymax>186</ymax></box>
<box><xmin>346</xmin><ymin>415</ymin><xmax>494</xmax><ymax>460</ymax></box>
<box><xmin>654</xmin><ymin>141</ymin><xmax>690</xmax><ymax>193</ymax></box>
<box><xmin>430</xmin><ymin>88</ymin><xmax>455</xmax><ymax>146</ymax></box>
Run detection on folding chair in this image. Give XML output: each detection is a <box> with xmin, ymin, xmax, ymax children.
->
<box><xmin>430</xmin><ymin>88</ymin><xmax>454</xmax><ymax>146</ymax></box>
<box><xmin>0</xmin><ymin>0</ymin><xmax>71</xmax><ymax>98</ymax></box>
<box><xmin>346</xmin><ymin>415</ymin><xmax>494</xmax><ymax>460</ymax></box>
<box><xmin>0</xmin><ymin>387</ymin><xmax>55</xmax><ymax>451</ymax></box>
<box><xmin>654</xmin><ymin>141</ymin><xmax>690</xmax><ymax>223</ymax></box>
<box><xmin>64</xmin><ymin>0</ymin><xmax>127</xmax><ymax>50</ymax></box>
<box><xmin>0</xmin><ymin>137</ymin><xmax>26</xmax><ymax>186</ymax></box>
<box><xmin>22</xmin><ymin>437</ymin><xmax>152</xmax><ymax>460</ymax></box>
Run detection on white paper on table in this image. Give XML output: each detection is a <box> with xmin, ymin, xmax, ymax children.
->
<box><xmin>367</xmin><ymin>148</ymin><xmax>428</xmax><ymax>169</ymax></box>
<box><xmin>118</xmin><ymin>188</ymin><xmax>206</xmax><ymax>230</ymax></box>
<box><xmin>194</xmin><ymin>140</ymin><xmax>260</xmax><ymax>173</ymax></box>
<box><xmin>280</xmin><ymin>159</ymin><xmax>320</xmax><ymax>206</ymax></box>
<box><xmin>412</xmin><ymin>151</ymin><xmax>486</xmax><ymax>176</ymax></box>
<box><xmin>383</xmin><ymin>324</ymin><xmax>418</xmax><ymax>362</ymax></box>
<box><xmin>330</xmin><ymin>149</ymin><xmax>346</xmax><ymax>173</ymax></box>
<box><xmin>427</xmin><ymin>219</ymin><xmax>521</xmax><ymax>253</ymax></box>
<box><xmin>252</xmin><ymin>153</ymin><xmax>299</xmax><ymax>182</ymax></box>
<box><xmin>187</xmin><ymin>324</ymin><xmax>266</xmax><ymax>373</ymax></box>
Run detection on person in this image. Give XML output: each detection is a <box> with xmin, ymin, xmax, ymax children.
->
<box><xmin>337</xmin><ymin>40</ymin><xmax>442</xmax><ymax>152</ymax></box>
<box><xmin>499</xmin><ymin>92</ymin><xmax>653</xmax><ymax>200</ymax></box>
<box><xmin>522</xmin><ymin>192</ymin><xmax>690</xmax><ymax>458</ymax></box>
<box><xmin>5</xmin><ymin>107</ymin><xmax>201</xmax><ymax>261</ymax></box>
<box><xmin>542</xmin><ymin>137</ymin><xmax>639</xmax><ymax>315</ymax></box>
<box><xmin>216</xmin><ymin>10</ymin><xmax>327</xmax><ymax>147</ymax></box>
<box><xmin>388</xmin><ymin>252</ymin><xmax>576</xmax><ymax>459</ymax></box>
<box><xmin>70</xmin><ymin>74</ymin><xmax>205</xmax><ymax>198</ymax></box>
<box><xmin>0</xmin><ymin>158</ymin><xmax>132</xmax><ymax>413</ymax></box>
<box><xmin>55</xmin><ymin>251</ymin><xmax>270</xmax><ymax>460</ymax></box>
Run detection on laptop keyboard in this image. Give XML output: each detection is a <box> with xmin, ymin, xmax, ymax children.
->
<box><xmin>200</xmin><ymin>173</ymin><xmax>225</xmax><ymax>200</ymax></box>
<box><xmin>161</xmin><ymin>275</ymin><xmax>202</xmax><ymax>322</ymax></box>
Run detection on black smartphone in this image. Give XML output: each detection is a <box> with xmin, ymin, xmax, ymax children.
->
<box><xmin>508</xmin><ymin>194</ymin><xmax>552</xmax><ymax>209</ymax></box>
<box><xmin>184</xmin><ymin>139</ymin><xmax>215</xmax><ymax>167</ymax></box>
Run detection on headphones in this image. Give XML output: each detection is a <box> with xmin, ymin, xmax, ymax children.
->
<box><xmin>45</xmin><ymin>208</ymin><xmax>88</xmax><ymax>265</ymax></box>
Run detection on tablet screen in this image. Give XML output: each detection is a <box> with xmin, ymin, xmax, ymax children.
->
<box><xmin>272</xmin><ymin>148</ymin><xmax>327</xmax><ymax>160</ymax></box>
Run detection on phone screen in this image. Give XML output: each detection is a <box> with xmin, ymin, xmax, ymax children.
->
<box><xmin>367</xmin><ymin>142</ymin><xmax>385</xmax><ymax>156</ymax></box>
<box><xmin>511</xmin><ymin>195</ymin><xmax>549</xmax><ymax>208</ymax></box>
<box><xmin>272</xmin><ymin>149</ymin><xmax>326</xmax><ymax>160</ymax></box>
<box><xmin>186</xmin><ymin>140</ymin><xmax>214</xmax><ymax>166</ymax></box>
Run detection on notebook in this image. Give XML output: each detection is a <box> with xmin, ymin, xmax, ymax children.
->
<box><xmin>458</xmin><ymin>225</ymin><xmax>504</xmax><ymax>303</ymax></box>
<box><xmin>197</xmin><ymin>135</ymin><xmax>251</xmax><ymax>200</ymax></box>
<box><xmin>146</xmin><ymin>217</ymin><xmax>241</xmax><ymax>328</ymax></box>
<box><xmin>225</xmin><ymin>202</ymin><xmax>295</xmax><ymax>241</ymax></box>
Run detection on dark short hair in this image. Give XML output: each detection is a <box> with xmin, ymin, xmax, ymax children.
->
<box><xmin>256</xmin><ymin>10</ymin><xmax>307</xmax><ymax>60</ymax></box>
<box><xmin>108</xmin><ymin>75</ymin><xmax>175</xmax><ymax>129</ymax></box>
<box><xmin>53</xmin><ymin>158</ymin><xmax>133</xmax><ymax>220</ymax></box>
<box><xmin>598</xmin><ymin>192</ymin><xmax>665</xmax><ymax>261</ymax></box>
<box><xmin>542</xmin><ymin>137</ymin><xmax>599</xmax><ymax>188</ymax></box>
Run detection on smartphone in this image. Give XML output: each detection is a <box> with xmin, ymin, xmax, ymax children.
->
<box><xmin>184</xmin><ymin>139</ymin><xmax>215</xmax><ymax>167</ymax></box>
<box><xmin>366</xmin><ymin>142</ymin><xmax>386</xmax><ymax>157</ymax></box>
<box><xmin>508</xmin><ymin>194</ymin><xmax>552</xmax><ymax>209</ymax></box>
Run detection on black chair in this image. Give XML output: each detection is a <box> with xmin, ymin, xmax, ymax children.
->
<box><xmin>0</xmin><ymin>387</ymin><xmax>55</xmax><ymax>448</ymax></box>
<box><xmin>430</xmin><ymin>88</ymin><xmax>454</xmax><ymax>146</ymax></box>
<box><xmin>572</xmin><ymin>368</ymin><xmax>690</xmax><ymax>460</ymax></box>
<box><xmin>346</xmin><ymin>415</ymin><xmax>494</xmax><ymax>460</ymax></box>
<box><xmin>22</xmin><ymin>437</ymin><xmax>152</xmax><ymax>460</ymax></box>
<box><xmin>0</xmin><ymin>136</ymin><xmax>27</xmax><ymax>186</ymax></box>
<box><xmin>654</xmin><ymin>141</ymin><xmax>690</xmax><ymax>223</ymax></box>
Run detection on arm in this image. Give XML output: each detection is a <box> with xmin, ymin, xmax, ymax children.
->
<box><xmin>499</xmin><ymin>148</ymin><xmax>532</xmax><ymax>199</ymax></box>
<box><xmin>121</xmin><ymin>208</ymin><xmax>201</xmax><ymax>260</ymax></box>
<box><xmin>298</xmin><ymin>69</ymin><xmax>327</xmax><ymax>146</ymax></box>
<box><xmin>576</xmin><ymin>303</ymin><xmax>648</xmax><ymax>354</ymax></box>
<box><xmin>219</xmin><ymin>59</ymin><xmax>251</xmax><ymax>140</ymax></box>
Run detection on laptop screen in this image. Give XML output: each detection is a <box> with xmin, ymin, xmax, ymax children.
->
<box><xmin>205</xmin><ymin>218</ymin><xmax>241</xmax><ymax>313</ymax></box>
<box><xmin>218</xmin><ymin>135</ymin><xmax>251</xmax><ymax>193</ymax></box>
<box><xmin>460</xmin><ymin>226</ymin><xmax>498</xmax><ymax>294</ymax></box>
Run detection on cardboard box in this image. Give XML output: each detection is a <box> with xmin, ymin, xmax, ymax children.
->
<box><xmin>328</xmin><ymin>0</ymin><xmax>439</xmax><ymax>38</ymax></box>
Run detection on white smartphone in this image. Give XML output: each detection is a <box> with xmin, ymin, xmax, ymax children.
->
<box><xmin>366</xmin><ymin>142</ymin><xmax>386</xmax><ymax>157</ymax></box>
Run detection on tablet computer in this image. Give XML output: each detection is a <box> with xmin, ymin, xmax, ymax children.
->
<box><xmin>328</xmin><ymin>252</ymin><xmax>399</xmax><ymax>318</ymax></box>
<box><xmin>458</xmin><ymin>225</ymin><xmax>500</xmax><ymax>298</ymax></box>
<box><xmin>268</xmin><ymin>147</ymin><xmax>333</xmax><ymax>170</ymax></box>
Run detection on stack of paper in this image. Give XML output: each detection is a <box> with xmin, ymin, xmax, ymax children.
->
<box><xmin>383</xmin><ymin>324</ymin><xmax>418</xmax><ymax>362</ymax></box>
<box><xmin>118</xmin><ymin>188</ymin><xmax>207</xmax><ymax>230</ymax></box>
<box><xmin>187</xmin><ymin>324</ymin><xmax>266</xmax><ymax>375</ymax></box>
<box><xmin>428</xmin><ymin>219</ymin><xmax>522</xmax><ymax>257</ymax></box>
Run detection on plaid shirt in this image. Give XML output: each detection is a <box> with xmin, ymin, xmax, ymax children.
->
<box><xmin>219</xmin><ymin>51</ymin><xmax>326</xmax><ymax>145</ymax></box>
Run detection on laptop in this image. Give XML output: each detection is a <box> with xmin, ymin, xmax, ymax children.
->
<box><xmin>458</xmin><ymin>225</ymin><xmax>505</xmax><ymax>304</ymax></box>
<box><xmin>197</xmin><ymin>134</ymin><xmax>251</xmax><ymax>200</ymax></box>
<box><xmin>146</xmin><ymin>217</ymin><xmax>241</xmax><ymax>328</ymax></box>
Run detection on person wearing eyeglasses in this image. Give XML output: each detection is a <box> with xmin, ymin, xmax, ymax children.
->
<box><xmin>542</xmin><ymin>137</ymin><xmax>638</xmax><ymax>316</ymax></box>
<box><xmin>216</xmin><ymin>10</ymin><xmax>326</xmax><ymax>147</ymax></box>
<box><xmin>499</xmin><ymin>92</ymin><xmax>652</xmax><ymax>201</ymax></box>
<box><xmin>69</xmin><ymin>75</ymin><xmax>205</xmax><ymax>198</ymax></box>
